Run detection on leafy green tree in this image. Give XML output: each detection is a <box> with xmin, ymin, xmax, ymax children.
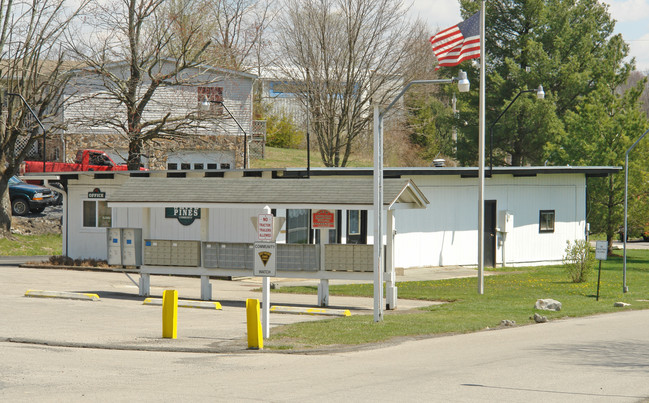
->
<box><xmin>404</xmin><ymin>92</ymin><xmax>456</xmax><ymax>162</ymax></box>
<box><xmin>424</xmin><ymin>0</ymin><xmax>649</xmax><ymax>253</ymax></box>
<box><xmin>550</xmin><ymin>80</ymin><xmax>648</xmax><ymax>251</ymax></box>
<box><xmin>620</xmin><ymin>71</ymin><xmax>649</xmax><ymax>119</ymax></box>
<box><xmin>491</xmin><ymin>85</ymin><xmax>562</xmax><ymax>166</ymax></box>
<box><xmin>449</xmin><ymin>0</ymin><xmax>633</xmax><ymax>166</ymax></box>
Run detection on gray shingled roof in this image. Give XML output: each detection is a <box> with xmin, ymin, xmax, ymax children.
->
<box><xmin>107</xmin><ymin>177</ymin><xmax>429</xmax><ymax>209</ymax></box>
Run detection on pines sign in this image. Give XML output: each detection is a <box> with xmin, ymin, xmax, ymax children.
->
<box><xmin>165</xmin><ymin>207</ymin><xmax>201</xmax><ymax>226</ymax></box>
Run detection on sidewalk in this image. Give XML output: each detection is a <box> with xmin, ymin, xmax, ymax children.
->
<box><xmin>0</xmin><ymin>262</ymin><xmax>487</xmax><ymax>353</ymax></box>
<box><xmin>255</xmin><ymin>265</ymin><xmax>491</xmax><ymax>288</ymax></box>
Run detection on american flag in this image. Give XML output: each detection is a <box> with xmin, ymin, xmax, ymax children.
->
<box><xmin>429</xmin><ymin>11</ymin><xmax>481</xmax><ymax>69</ymax></box>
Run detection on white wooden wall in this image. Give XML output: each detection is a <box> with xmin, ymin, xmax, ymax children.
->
<box><xmin>207</xmin><ymin>208</ymin><xmax>262</xmax><ymax>242</ymax></box>
<box><xmin>66</xmin><ymin>183</ymin><xmax>122</xmax><ymax>260</ymax></box>
<box><xmin>391</xmin><ymin>173</ymin><xmax>586</xmax><ymax>268</ymax></box>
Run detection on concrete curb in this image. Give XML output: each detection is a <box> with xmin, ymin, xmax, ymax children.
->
<box><xmin>270</xmin><ymin>305</ymin><xmax>351</xmax><ymax>317</ymax></box>
<box><xmin>1</xmin><ymin>337</ymin><xmax>248</xmax><ymax>354</ymax></box>
<box><xmin>24</xmin><ymin>290</ymin><xmax>100</xmax><ymax>301</ymax></box>
<box><xmin>20</xmin><ymin>264</ymin><xmax>138</xmax><ymax>273</ymax></box>
<box><xmin>0</xmin><ymin>336</ymin><xmax>373</xmax><ymax>355</ymax></box>
<box><xmin>143</xmin><ymin>298</ymin><xmax>222</xmax><ymax>310</ymax></box>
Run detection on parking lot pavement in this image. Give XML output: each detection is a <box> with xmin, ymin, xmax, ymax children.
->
<box><xmin>0</xmin><ymin>264</ymin><xmax>436</xmax><ymax>353</ymax></box>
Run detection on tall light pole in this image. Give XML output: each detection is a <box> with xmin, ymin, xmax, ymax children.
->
<box><xmin>372</xmin><ymin>72</ymin><xmax>470</xmax><ymax>322</ymax></box>
<box><xmin>477</xmin><ymin>0</ymin><xmax>486</xmax><ymax>295</ymax></box>
<box><xmin>202</xmin><ymin>98</ymin><xmax>249</xmax><ymax>169</ymax></box>
<box><xmin>8</xmin><ymin>92</ymin><xmax>47</xmax><ymax>172</ymax></box>
<box><xmin>623</xmin><ymin>127</ymin><xmax>649</xmax><ymax>293</ymax></box>
<box><xmin>488</xmin><ymin>85</ymin><xmax>544</xmax><ymax>175</ymax></box>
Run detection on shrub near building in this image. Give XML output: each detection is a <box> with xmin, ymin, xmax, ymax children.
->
<box><xmin>563</xmin><ymin>240</ymin><xmax>595</xmax><ymax>283</ymax></box>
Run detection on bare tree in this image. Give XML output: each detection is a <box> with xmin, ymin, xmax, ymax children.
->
<box><xmin>0</xmin><ymin>0</ymin><xmax>87</xmax><ymax>237</ymax></box>
<box><xmin>170</xmin><ymin>0</ymin><xmax>275</xmax><ymax>122</ymax></box>
<box><xmin>67</xmin><ymin>0</ymin><xmax>213</xmax><ymax>170</ymax></box>
<box><xmin>206</xmin><ymin>0</ymin><xmax>273</xmax><ymax>72</ymax></box>
<box><xmin>273</xmin><ymin>0</ymin><xmax>420</xmax><ymax>167</ymax></box>
<box><xmin>161</xmin><ymin>0</ymin><xmax>273</xmax><ymax>72</ymax></box>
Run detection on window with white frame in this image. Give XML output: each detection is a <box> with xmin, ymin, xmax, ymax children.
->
<box><xmin>83</xmin><ymin>200</ymin><xmax>112</xmax><ymax>228</ymax></box>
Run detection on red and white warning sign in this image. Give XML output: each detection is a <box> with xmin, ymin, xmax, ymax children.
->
<box><xmin>312</xmin><ymin>209</ymin><xmax>336</xmax><ymax>229</ymax></box>
<box><xmin>257</xmin><ymin>213</ymin><xmax>274</xmax><ymax>241</ymax></box>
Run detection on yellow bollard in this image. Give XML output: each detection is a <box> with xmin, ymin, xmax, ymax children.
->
<box><xmin>162</xmin><ymin>289</ymin><xmax>178</xmax><ymax>339</ymax></box>
<box><xmin>246</xmin><ymin>298</ymin><xmax>263</xmax><ymax>349</ymax></box>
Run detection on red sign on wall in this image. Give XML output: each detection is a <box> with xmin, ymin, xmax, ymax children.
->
<box><xmin>312</xmin><ymin>209</ymin><xmax>336</xmax><ymax>229</ymax></box>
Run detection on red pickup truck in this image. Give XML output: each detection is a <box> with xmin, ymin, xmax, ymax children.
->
<box><xmin>22</xmin><ymin>149</ymin><xmax>132</xmax><ymax>173</ymax></box>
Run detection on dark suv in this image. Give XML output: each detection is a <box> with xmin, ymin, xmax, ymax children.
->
<box><xmin>8</xmin><ymin>176</ymin><xmax>56</xmax><ymax>216</ymax></box>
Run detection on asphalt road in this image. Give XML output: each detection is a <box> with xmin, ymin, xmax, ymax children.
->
<box><xmin>1</xmin><ymin>264</ymin><xmax>648</xmax><ymax>402</ymax></box>
<box><xmin>600</xmin><ymin>240</ymin><xmax>649</xmax><ymax>250</ymax></box>
<box><xmin>2</xmin><ymin>310</ymin><xmax>648</xmax><ymax>402</ymax></box>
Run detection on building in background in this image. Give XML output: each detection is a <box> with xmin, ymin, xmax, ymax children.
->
<box><xmin>60</xmin><ymin>62</ymin><xmax>257</xmax><ymax>170</ymax></box>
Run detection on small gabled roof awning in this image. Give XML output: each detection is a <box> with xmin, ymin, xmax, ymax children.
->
<box><xmin>107</xmin><ymin>177</ymin><xmax>429</xmax><ymax>210</ymax></box>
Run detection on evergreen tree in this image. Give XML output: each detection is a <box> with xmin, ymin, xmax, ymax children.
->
<box><xmin>448</xmin><ymin>0</ymin><xmax>634</xmax><ymax>166</ymax></box>
<box><xmin>552</xmin><ymin>80</ymin><xmax>648</xmax><ymax>251</ymax></box>
<box><xmin>423</xmin><ymin>0</ymin><xmax>649</xmax><ymax>249</ymax></box>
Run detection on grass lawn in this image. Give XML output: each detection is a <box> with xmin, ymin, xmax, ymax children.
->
<box><xmin>0</xmin><ymin>234</ymin><xmax>62</xmax><ymax>256</ymax></box>
<box><xmin>265</xmin><ymin>250</ymin><xmax>649</xmax><ymax>349</ymax></box>
<box><xmin>251</xmin><ymin>146</ymin><xmax>372</xmax><ymax>169</ymax></box>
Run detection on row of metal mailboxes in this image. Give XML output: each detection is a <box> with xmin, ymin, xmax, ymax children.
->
<box><xmin>141</xmin><ymin>240</ymin><xmax>373</xmax><ymax>272</ymax></box>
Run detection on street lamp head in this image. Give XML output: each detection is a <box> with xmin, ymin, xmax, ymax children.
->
<box><xmin>457</xmin><ymin>70</ymin><xmax>470</xmax><ymax>93</ymax></box>
<box><xmin>201</xmin><ymin>95</ymin><xmax>211</xmax><ymax>109</ymax></box>
<box><xmin>201</xmin><ymin>95</ymin><xmax>224</xmax><ymax>109</ymax></box>
<box><xmin>536</xmin><ymin>85</ymin><xmax>545</xmax><ymax>100</ymax></box>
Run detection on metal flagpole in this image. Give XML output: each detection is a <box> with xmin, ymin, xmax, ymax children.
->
<box><xmin>477</xmin><ymin>0</ymin><xmax>486</xmax><ymax>294</ymax></box>
<box><xmin>373</xmin><ymin>105</ymin><xmax>384</xmax><ymax>322</ymax></box>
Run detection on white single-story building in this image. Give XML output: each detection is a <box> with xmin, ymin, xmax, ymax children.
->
<box><xmin>31</xmin><ymin>165</ymin><xmax>619</xmax><ymax>305</ymax></box>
